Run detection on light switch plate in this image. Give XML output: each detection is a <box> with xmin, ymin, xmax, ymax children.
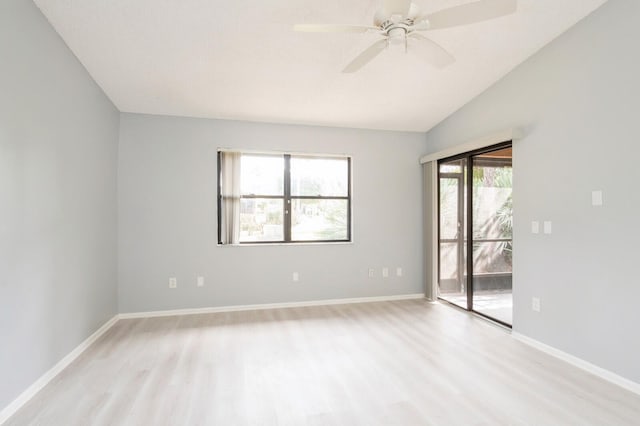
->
<box><xmin>543</xmin><ymin>221</ymin><xmax>552</xmax><ymax>234</ymax></box>
<box><xmin>592</xmin><ymin>190</ymin><xmax>603</xmax><ymax>206</ymax></box>
<box><xmin>531</xmin><ymin>221</ymin><xmax>540</xmax><ymax>234</ymax></box>
<box><xmin>292</xmin><ymin>272</ymin><xmax>299</xmax><ymax>282</ymax></box>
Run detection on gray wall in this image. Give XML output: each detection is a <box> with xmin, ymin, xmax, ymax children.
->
<box><xmin>424</xmin><ymin>0</ymin><xmax>640</xmax><ymax>383</ymax></box>
<box><xmin>0</xmin><ymin>0</ymin><xmax>119</xmax><ymax>410</ymax></box>
<box><xmin>118</xmin><ymin>113</ymin><xmax>425</xmax><ymax>313</ymax></box>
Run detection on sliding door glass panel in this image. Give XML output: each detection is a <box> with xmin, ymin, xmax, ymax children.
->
<box><xmin>471</xmin><ymin>147</ymin><xmax>513</xmax><ymax>325</ymax></box>
<box><xmin>438</xmin><ymin>159</ymin><xmax>467</xmax><ymax>308</ymax></box>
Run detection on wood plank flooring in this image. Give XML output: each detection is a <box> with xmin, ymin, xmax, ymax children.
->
<box><xmin>6</xmin><ymin>299</ymin><xmax>640</xmax><ymax>425</ymax></box>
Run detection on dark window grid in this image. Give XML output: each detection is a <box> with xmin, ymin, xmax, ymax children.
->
<box><xmin>219</xmin><ymin>153</ymin><xmax>351</xmax><ymax>244</ymax></box>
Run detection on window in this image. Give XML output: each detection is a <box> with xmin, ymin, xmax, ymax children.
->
<box><xmin>218</xmin><ymin>151</ymin><xmax>351</xmax><ymax>244</ymax></box>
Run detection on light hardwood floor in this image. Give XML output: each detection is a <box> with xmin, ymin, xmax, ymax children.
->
<box><xmin>6</xmin><ymin>299</ymin><xmax>640</xmax><ymax>425</ymax></box>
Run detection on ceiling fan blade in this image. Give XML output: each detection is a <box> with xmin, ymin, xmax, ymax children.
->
<box><xmin>425</xmin><ymin>0</ymin><xmax>517</xmax><ymax>30</ymax></box>
<box><xmin>408</xmin><ymin>33</ymin><xmax>455</xmax><ymax>68</ymax></box>
<box><xmin>342</xmin><ymin>39</ymin><xmax>388</xmax><ymax>73</ymax></box>
<box><xmin>293</xmin><ymin>24</ymin><xmax>377</xmax><ymax>34</ymax></box>
<box><xmin>410</xmin><ymin>21</ymin><xmax>430</xmax><ymax>31</ymax></box>
<box><xmin>382</xmin><ymin>0</ymin><xmax>412</xmax><ymax>17</ymax></box>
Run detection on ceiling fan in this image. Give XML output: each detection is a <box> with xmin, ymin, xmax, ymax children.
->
<box><xmin>293</xmin><ymin>0</ymin><xmax>517</xmax><ymax>73</ymax></box>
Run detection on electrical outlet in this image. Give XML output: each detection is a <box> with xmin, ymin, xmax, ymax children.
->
<box><xmin>368</xmin><ymin>268</ymin><xmax>375</xmax><ymax>278</ymax></box>
<box><xmin>382</xmin><ymin>267</ymin><xmax>389</xmax><ymax>278</ymax></box>
<box><xmin>532</xmin><ymin>297</ymin><xmax>541</xmax><ymax>312</ymax></box>
<box><xmin>292</xmin><ymin>272</ymin><xmax>299</xmax><ymax>282</ymax></box>
<box><xmin>197</xmin><ymin>276</ymin><xmax>204</xmax><ymax>287</ymax></box>
<box><xmin>396</xmin><ymin>267</ymin><xmax>403</xmax><ymax>277</ymax></box>
<box><xmin>169</xmin><ymin>277</ymin><xmax>177</xmax><ymax>289</ymax></box>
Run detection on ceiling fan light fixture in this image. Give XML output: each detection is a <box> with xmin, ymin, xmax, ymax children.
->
<box><xmin>388</xmin><ymin>27</ymin><xmax>407</xmax><ymax>46</ymax></box>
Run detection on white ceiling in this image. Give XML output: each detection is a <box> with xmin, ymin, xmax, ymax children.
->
<box><xmin>34</xmin><ymin>0</ymin><xmax>607</xmax><ymax>132</ymax></box>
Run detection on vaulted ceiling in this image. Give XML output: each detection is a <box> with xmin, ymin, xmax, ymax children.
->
<box><xmin>34</xmin><ymin>0</ymin><xmax>607</xmax><ymax>131</ymax></box>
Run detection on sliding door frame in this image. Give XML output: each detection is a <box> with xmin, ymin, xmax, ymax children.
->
<box><xmin>437</xmin><ymin>170</ymin><xmax>464</xmax><ymax>302</ymax></box>
<box><xmin>437</xmin><ymin>140</ymin><xmax>513</xmax><ymax>328</ymax></box>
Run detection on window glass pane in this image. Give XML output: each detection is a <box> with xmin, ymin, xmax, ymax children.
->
<box><xmin>240</xmin><ymin>198</ymin><xmax>284</xmax><ymax>242</ymax></box>
<box><xmin>241</xmin><ymin>155</ymin><xmax>284</xmax><ymax>196</ymax></box>
<box><xmin>472</xmin><ymin>162</ymin><xmax>512</xmax><ymax>240</ymax></box>
<box><xmin>439</xmin><ymin>177</ymin><xmax>459</xmax><ymax>240</ymax></box>
<box><xmin>290</xmin><ymin>157</ymin><xmax>348</xmax><ymax>196</ymax></box>
<box><xmin>291</xmin><ymin>199</ymin><xmax>348</xmax><ymax>241</ymax></box>
<box><xmin>440</xmin><ymin>161</ymin><xmax>462</xmax><ymax>174</ymax></box>
<box><xmin>473</xmin><ymin>241</ymin><xmax>512</xmax><ymax>274</ymax></box>
<box><xmin>439</xmin><ymin>242</ymin><xmax>459</xmax><ymax>281</ymax></box>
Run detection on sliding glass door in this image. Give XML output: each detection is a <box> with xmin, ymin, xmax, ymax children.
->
<box><xmin>437</xmin><ymin>143</ymin><xmax>513</xmax><ymax>326</ymax></box>
<box><xmin>471</xmin><ymin>148</ymin><xmax>513</xmax><ymax>325</ymax></box>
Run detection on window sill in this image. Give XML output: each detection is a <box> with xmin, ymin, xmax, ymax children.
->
<box><xmin>217</xmin><ymin>241</ymin><xmax>354</xmax><ymax>247</ymax></box>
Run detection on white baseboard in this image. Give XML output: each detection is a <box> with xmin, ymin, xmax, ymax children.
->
<box><xmin>0</xmin><ymin>315</ymin><xmax>119</xmax><ymax>425</ymax></box>
<box><xmin>119</xmin><ymin>293</ymin><xmax>426</xmax><ymax>319</ymax></box>
<box><xmin>512</xmin><ymin>332</ymin><xmax>640</xmax><ymax>397</ymax></box>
